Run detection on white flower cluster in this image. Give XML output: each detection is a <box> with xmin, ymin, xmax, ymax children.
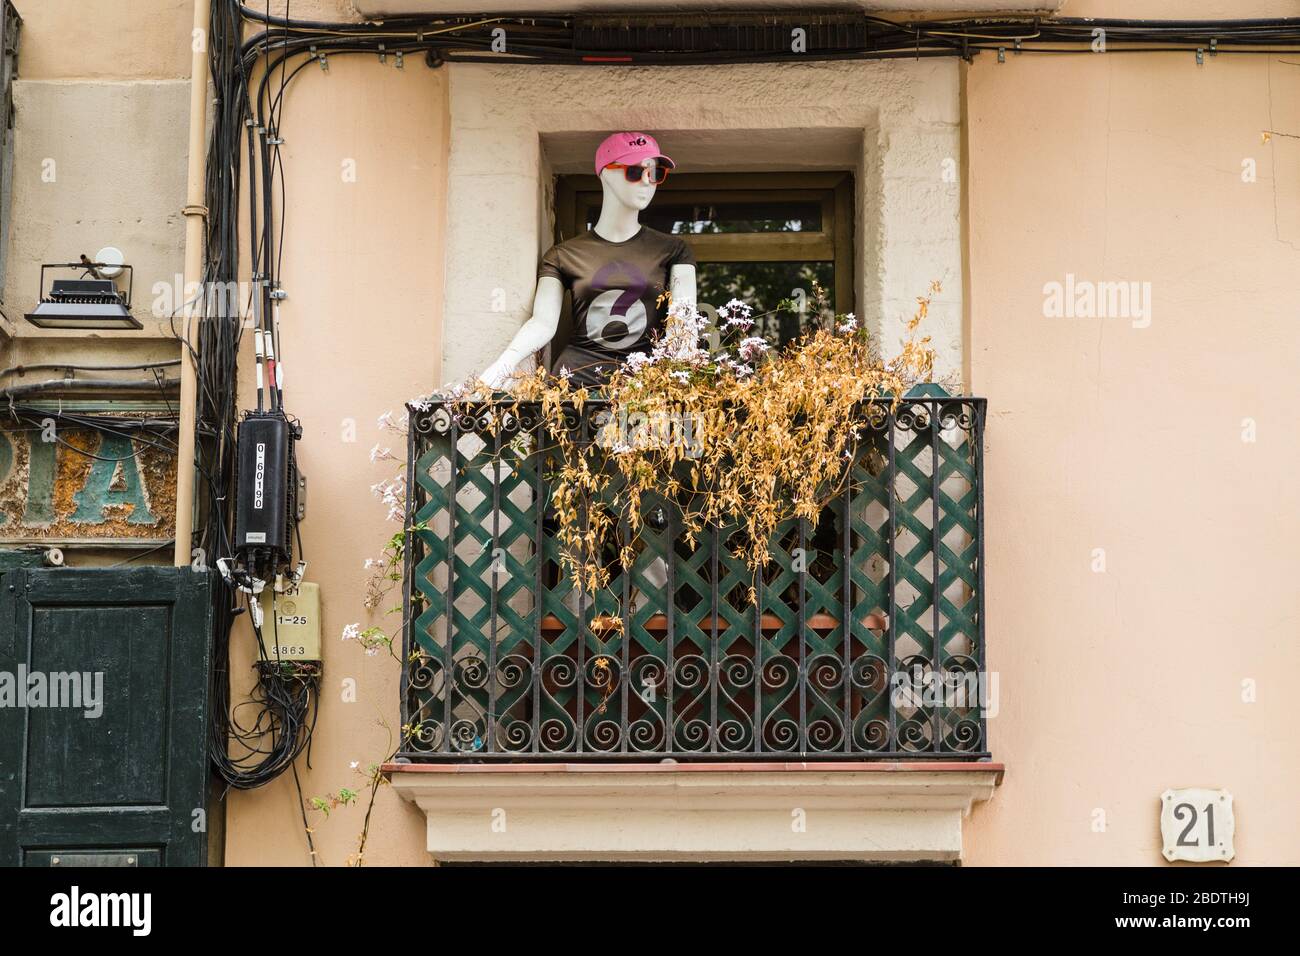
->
<box><xmin>341</xmin><ymin>622</ymin><xmax>380</xmax><ymax>655</ymax></box>
<box><xmin>711</xmin><ymin>350</ymin><xmax>754</xmax><ymax>378</ymax></box>
<box><xmin>370</xmin><ymin>474</ymin><xmax>406</xmax><ymax>523</ymax></box>
<box><xmin>620</xmin><ymin>300</ymin><xmax>711</xmax><ymax>374</ymax></box>
<box><xmin>736</xmin><ymin>336</ymin><xmax>771</xmax><ymax>363</ymax></box>
<box><xmin>615</xmin><ymin>299</ymin><xmax>774</xmax><ymax>381</ymax></box>
<box><xmin>425</xmin><ymin>382</ymin><xmax>466</xmax><ymax>402</ymax></box>
<box><xmin>376</xmin><ymin>409</ymin><xmax>410</xmax><ymax>434</ymax></box>
<box><xmin>718</xmin><ymin>299</ymin><xmax>754</xmax><ymax>331</ymax></box>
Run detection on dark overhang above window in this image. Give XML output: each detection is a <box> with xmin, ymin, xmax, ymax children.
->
<box><xmin>574</xmin><ymin>13</ymin><xmax>872</xmax><ymax>54</ymax></box>
<box><xmin>351</xmin><ymin>2</ymin><xmax>1055</xmax><ymax>17</ymax></box>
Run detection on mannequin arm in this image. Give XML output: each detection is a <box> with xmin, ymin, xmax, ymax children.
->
<box><xmin>669</xmin><ymin>263</ymin><xmax>697</xmax><ymax>312</ymax></box>
<box><xmin>479</xmin><ymin>276</ymin><xmax>564</xmax><ymax>389</ymax></box>
<box><xmin>668</xmin><ymin>263</ymin><xmax>709</xmax><ymax>348</ymax></box>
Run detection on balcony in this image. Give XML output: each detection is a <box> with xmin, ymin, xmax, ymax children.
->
<box><xmin>397</xmin><ymin>392</ymin><xmax>989</xmax><ymax>763</ymax></box>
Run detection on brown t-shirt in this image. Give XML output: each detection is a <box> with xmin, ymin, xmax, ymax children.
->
<box><xmin>539</xmin><ymin>226</ymin><xmax>696</xmax><ymax>387</ymax></box>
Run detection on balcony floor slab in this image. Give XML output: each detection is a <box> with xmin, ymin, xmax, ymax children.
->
<box><xmin>385</xmin><ymin>761</ymin><xmax>1003</xmax><ymax>863</ymax></box>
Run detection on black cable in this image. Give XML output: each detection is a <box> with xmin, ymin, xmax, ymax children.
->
<box><xmin>204</xmin><ymin>0</ymin><xmax>292</xmax><ymax>791</ymax></box>
<box><xmin>209</xmin><ymin>591</ymin><xmax>320</xmax><ymax>791</ymax></box>
<box><xmin>0</xmin><ymin>359</ymin><xmax>182</xmax><ymax>378</ymax></box>
<box><xmin>232</xmin><ymin>9</ymin><xmax>1300</xmax><ymax>67</ymax></box>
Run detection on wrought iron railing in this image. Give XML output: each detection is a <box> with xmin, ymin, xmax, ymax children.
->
<box><xmin>400</xmin><ymin>393</ymin><xmax>987</xmax><ymax>760</ymax></box>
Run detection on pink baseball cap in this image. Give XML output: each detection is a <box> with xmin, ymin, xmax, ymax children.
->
<box><xmin>594</xmin><ymin>131</ymin><xmax>675</xmax><ymax>176</ymax></box>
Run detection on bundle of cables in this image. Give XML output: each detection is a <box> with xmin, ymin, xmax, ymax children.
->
<box><xmin>199</xmin><ymin>0</ymin><xmax>318</xmax><ymax>796</ymax></box>
<box><xmin>208</xmin><ymin>603</ymin><xmax>321</xmax><ymax>791</ymax></box>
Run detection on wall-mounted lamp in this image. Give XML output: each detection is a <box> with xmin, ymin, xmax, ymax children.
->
<box><xmin>24</xmin><ymin>254</ymin><xmax>140</xmax><ymax>330</ymax></box>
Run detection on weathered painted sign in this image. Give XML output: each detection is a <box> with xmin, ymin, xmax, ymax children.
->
<box><xmin>0</xmin><ymin>423</ymin><xmax>176</xmax><ymax>544</ymax></box>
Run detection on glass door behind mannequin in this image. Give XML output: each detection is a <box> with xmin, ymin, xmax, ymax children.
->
<box><xmin>553</xmin><ymin>171</ymin><xmax>855</xmax><ymax>363</ymax></box>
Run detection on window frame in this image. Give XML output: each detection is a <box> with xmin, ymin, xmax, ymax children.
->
<box><xmin>554</xmin><ymin>169</ymin><xmax>856</xmax><ymax>321</ymax></box>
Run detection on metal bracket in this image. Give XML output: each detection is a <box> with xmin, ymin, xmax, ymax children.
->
<box><xmin>269</xmin><ymin>287</ymin><xmax>287</xmax><ymax>301</ymax></box>
<box><xmin>1209</xmin><ymin>38</ymin><xmax>1217</xmax><ymax>56</ymax></box>
<box><xmin>396</xmin><ymin>51</ymin><xmax>404</xmax><ymax>69</ymax></box>
<box><xmin>1196</xmin><ymin>48</ymin><xmax>1204</xmax><ymax>65</ymax></box>
<box><xmin>51</xmin><ymin>853</ymin><xmax>138</xmax><ymax>867</ymax></box>
<box><xmin>997</xmin><ymin>47</ymin><xmax>1005</xmax><ymax>63</ymax></box>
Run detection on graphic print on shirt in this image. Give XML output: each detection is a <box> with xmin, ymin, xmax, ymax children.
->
<box><xmin>539</xmin><ymin>226</ymin><xmax>695</xmax><ymax>387</ymax></box>
<box><xmin>585</xmin><ymin>260</ymin><xmax>649</xmax><ymax>349</ymax></box>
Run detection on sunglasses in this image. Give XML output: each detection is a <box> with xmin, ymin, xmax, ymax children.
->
<box><xmin>605</xmin><ymin>161</ymin><xmax>671</xmax><ymax>185</ymax></box>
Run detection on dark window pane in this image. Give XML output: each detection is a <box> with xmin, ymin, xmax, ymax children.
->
<box><xmin>582</xmin><ymin>200</ymin><xmax>822</xmax><ymax>235</ymax></box>
<box><xmin>696</xmin><ymin>261</ymin><xmax>835</xmax><ymax>348</ymax></box>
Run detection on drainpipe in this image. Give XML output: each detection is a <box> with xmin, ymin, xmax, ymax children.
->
<box><xmin>175</xmin><ymin>0</ymin><xmax>211</xmax><ymax>567</ymax></box>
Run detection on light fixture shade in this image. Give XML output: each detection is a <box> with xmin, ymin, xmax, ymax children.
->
<box><xmin>24</xmin><ymin>265</ymin><xmax>141</xmax><ymax>330</ymax></box>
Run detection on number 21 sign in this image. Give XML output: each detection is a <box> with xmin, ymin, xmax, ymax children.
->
<box><xmin>1160</xmin><ymin>788</ymin><xmax>1235</xmax><ymax>863</ymax></box>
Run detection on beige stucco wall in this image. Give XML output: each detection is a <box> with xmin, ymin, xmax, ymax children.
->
<box><xmin>962</xmin><ymin>31</ymin><xmax>1300</xmax><ymax>865</ymax></box>
<box><xmin>2</xmin><ymin>80</ymin><xmax>190</xmax><ymax>323</ymax></box>
<box><xmin>11</xmin><ymin>0</ymin><xmax>192</xmax><ymax>81</ymax></box>
<box><xmin>4</xmin><ymin>0</ymin><xmax>1298</xmax><ymax>866</ymax></box>
<box><xmin>0</xmin><ymin>0</ymin><xmax>192</xmax><ymax>352</ymax></box>
<box><xmin>220</xmin><ymin>52</ymin><xmax>447</xmax><ymax>868</ymax></box>
<box><xmin>223</xmin><ymin>0</ymin><xmax>1300</xmax><ymax>863</ymax></box>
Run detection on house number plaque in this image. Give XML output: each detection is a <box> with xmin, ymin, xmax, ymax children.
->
<box><xmin>1160</xmin><ymin>788</ymin><xmax>1235</xmax><ymax>863</ymax></box>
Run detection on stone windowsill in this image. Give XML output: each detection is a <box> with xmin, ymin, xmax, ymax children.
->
<box><xmin>385</xmin><ymin>760</ymin><xmax>1004</xmax><ymax>863</ymax></box>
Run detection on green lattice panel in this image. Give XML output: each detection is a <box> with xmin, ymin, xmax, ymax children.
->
<box><xmin>401</xmin><ymin>397</ymin><xmax>986</xmax><ymax>759</ymax></box>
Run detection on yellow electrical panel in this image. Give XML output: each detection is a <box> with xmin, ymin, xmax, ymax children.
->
<box><xmin>259</xmin><ymin>581</ymin><xmax>322</xmax><ymax>661</ymax></box>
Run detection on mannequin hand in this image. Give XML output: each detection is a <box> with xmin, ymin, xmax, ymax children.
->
<box><xmin>478</xmin><ymin>357</ymin><xmax>516</xmax><ymax>392</ymax></box>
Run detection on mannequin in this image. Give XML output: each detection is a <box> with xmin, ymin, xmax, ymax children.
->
<box><xmin>479</xmin><ymin>132</ymin><xmax>697</xmax><ymax>389</ymax></box>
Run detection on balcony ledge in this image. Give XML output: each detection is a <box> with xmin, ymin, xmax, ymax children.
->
<box><xmin>385</xmin><ymin>761</ymin><xmax>1003</xmax><ymax>863</ymax></box>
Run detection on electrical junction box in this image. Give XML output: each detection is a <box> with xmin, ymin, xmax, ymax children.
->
<box><xmin>235</xmin><ymin>413</ymin><xmax>294</xmax><ymax>560</ymax></box>
<box><xmin>258</xmin><ymin>581</ymin><xmax>321</xmax><ymax>661</ymax></box>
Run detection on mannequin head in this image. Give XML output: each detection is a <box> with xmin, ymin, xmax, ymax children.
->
<box><xmin>593</xmin><ymin>131</ymin><xmax>674</xmax><ymax>217</ymax></box>
<box><xmin>599</xmin><ymin>161</ymin><xmax>659</xmax><ymax>212</ymax></box>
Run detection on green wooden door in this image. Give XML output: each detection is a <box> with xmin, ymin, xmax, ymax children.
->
<box><xmin>0</xmin><ymin>567</ymin><xmax>213</xmax><ymax>866</ymax></box>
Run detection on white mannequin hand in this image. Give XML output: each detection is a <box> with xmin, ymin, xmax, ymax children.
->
<box><xmin>479</xmin><ymin>356</ymin><xmax>518</xmax><ymax>391</ymax></box>
<box><xmin>478</xmin><ymin>276</ymin><xmax>564</xmax><ymax>391</ymax></box>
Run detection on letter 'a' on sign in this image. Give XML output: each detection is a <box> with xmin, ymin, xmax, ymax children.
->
<box><xmin>1160</xmin><ymin>788</ymin><xmax>1235</xmax><ymax>863</ymax></box>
